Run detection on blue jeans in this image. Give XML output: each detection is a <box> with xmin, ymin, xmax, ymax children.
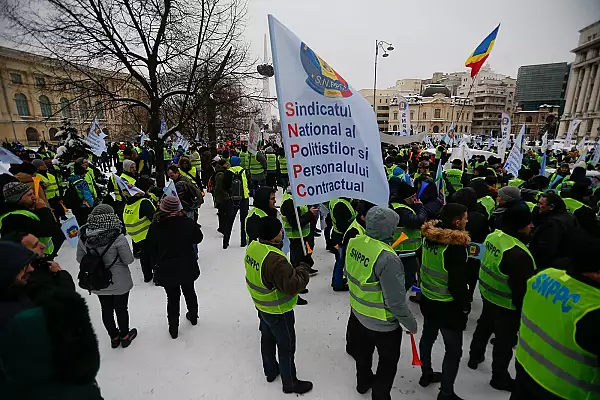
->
<box><xmin>258</xmin><ymin>310</ymin><xmax>297</xmax><ymax>387</ymax></box>
<box><xmin>332</xmin><ymin>246</ymin><xmax>345</xmax><ymax>288</ymax></box>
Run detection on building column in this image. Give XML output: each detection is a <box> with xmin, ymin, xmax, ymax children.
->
<box><xmin>563</xmin><ymin>66</ymin><xmax>579</xmax><ymax>115</ymax></box>
<box><xmin>576</xmin><ymin>66</ymin><xmax>591</xmax><ymax>113</ymax></box>
<box><xmin>587</xmin><ymin>63</ymin><xmax>600</xmax><ymax>112</ymax></box>
<box><xmin>590</xmin><ymin>119</ymin><xmax>600</xmax><ymax>139</ymax></box>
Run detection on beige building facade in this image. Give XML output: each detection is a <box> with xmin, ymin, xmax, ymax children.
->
<box><xmin>558</xmin><ymin>20</ymin><xmax>600</xmax><ymax>139</ymax></box>
<box><xmin>0</xmin><ymin>46</ymin><xmax>145</xmax><ymax>144</ymax></box>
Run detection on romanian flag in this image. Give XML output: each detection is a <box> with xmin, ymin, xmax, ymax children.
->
<box><xmin>465</xmin><ymin>24</ymin><xmax>500</xmax><ymax>77</ymax></box>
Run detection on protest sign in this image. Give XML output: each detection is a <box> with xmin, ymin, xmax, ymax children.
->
<box><xmin>0</xmin><ymin>147</ymin><xmax>22</xmax><ymax>164</ymax></box>
<box><xmin>269</xmin><ymin>15</ymin><xmax>388</xmax><ymax>206</ymax></box>
<box><xmin>61</xmin><ymin>216</ymin><xmax>80</xmax><ymax>247</ymax></box>
<box><xmin>84</xmin><ymin>119</ymin><xmax>107</xmax><ymax>156</ymax></box>
<box><xmin>113</xmin><ymin>174</ymin><xmax>145</xmax><ymax>196</ymax></box>
<box><xmin>563</xmin><ymin>119</ymin><xmax>581</xmax><ymax>149</ymax></box>
<box><xmin>497</xmin><ymin>112</ymin><xmax>511</xmax><ymax>159</ymax></box>
<box><xmin>504</xmin><ymin>124</ymin><xmax>524</xmax><ymax>178</ymax></box>
<box><xmin>248</xmin><ymin>119</ymin><xmax>260</xmax><ymax>155</ymax></box>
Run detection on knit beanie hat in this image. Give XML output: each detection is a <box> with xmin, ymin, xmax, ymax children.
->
<box><xmin>258</xmin><ymin>216</ymin><xmax>283</xmax><ymax>241</ymax></box>
<box><xmin>31</xmin><ymin>159</ymin><xmax>45</xmax><ymax>169</ymax></box>
<box><xmin>396</xmin><ymin>181</ymin><xmax>416</xmax><ymax>200</ymax></box>
<box><xmin>2</xmin><ymin>182</ymin><xmax>31</xmax><ymax>204</ymax></box>
<box><xmin>160</xmin><ymin>195</ymin><xmax>181</xmax><ymax>213</ymax></box>
<box><xmin>0</xmin><ymin>241</ymin><xmax>37</xmax><ymax>290</ymax></box>
<box><xmin>123</xmin><ymin>159</ymin><xmax>135</xmax><ymax>172</ymax></box>
<box><xmin>87</xmin><ymin>204</ymin><xmax>122</xmax><ymax>231</ymax></box>
<box><xmin>502</xmin><ymin>202</ymin><xmax>532</xmax><ymax>232</ymax></box>
<box><xmin>498</xmin><ymin>186</ymin><xmax>521</xmax><ymax>202</ymax></box>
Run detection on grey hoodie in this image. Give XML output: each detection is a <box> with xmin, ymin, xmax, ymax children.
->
<box><xmin>351</xmin><ymin>206</ymin><xmax>417</xmax><ymax>333</ymax></box>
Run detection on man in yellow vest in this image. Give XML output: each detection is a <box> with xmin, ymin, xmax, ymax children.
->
<box><xmin>123</xmin><ymin>183</ymin><xmax>156</xmax><ymax>283</ymax></box>
<box><xmin>222</xmin><ymin>156</ymin><xmax>250</xmax><ymax>248</ymax></box>
<box><xmin>511</xmin><ymin>231</ymin><xmax>600</xmax><ymax>400</ymax></box>
<box><xmin>345</xmin><ymin>206</ymin><xmax>417</xmax><ymax>397</ymax></box>
<box><xmin>444</xmin><ymin>159</ymin><xmax>466</xmax><ymax>192</ymax></box>
<box><xmin>32</xmin><ymin>159</ymin><xmax>65</xmax><ymax>221</ymax></box>
<box><xmin>248</xmin><ymin>150</ymin><xmax>267</xmax><ymax>196</ymax></box>
<box><xmin>265</xmin><ymin>151</ymin><xmax>278</xmax><ymax>189</ymax></box>
<box><xmin>329</xmin><ymin>197</ymin><xmax>357</xmax><ymax>292</ymax></box>
<box><xmin>0</xmin><ymin>182</ymin><xmax>57</xmax><ymax>256</ymax></box>
<box><xmin>419</xmin><ymin>204</ymin><xmax>471</xmax><ymax>400</ymax></box>
<box><xmin>244</xmin><ymin>216</ymin><xmax>312</xmax><ymax>395</ymax></box>
<box><xmin>390</xmin><ymin>182</ymin><xmax>428</xmax><ymax>291</ymax></box>
<box><xmin>277</xmin><ymin>149</ymin><xmax>288</xmax><ymax>188</ymax></box>
<box><xmin>468</xmin><ymin>203</ymin><xmax>537</xmax><ymax>392</ymax></box>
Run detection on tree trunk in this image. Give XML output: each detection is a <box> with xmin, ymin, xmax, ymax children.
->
<box><xmin>207</xmin><ymin>95</ymin><xmax>217</xmax><ymax>157</ymax></box>
<box><xmin>149</xmin><ymin>112</ymin><xmax>166</xmax><ymax>188</ymax></box>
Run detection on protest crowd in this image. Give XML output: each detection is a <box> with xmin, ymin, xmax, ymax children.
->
<box><xmin>0</xmin><ymin>123</ymin><xmax>599</xmax><ymax>400</ymax></box>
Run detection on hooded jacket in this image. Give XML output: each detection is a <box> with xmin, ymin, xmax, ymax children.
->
<box><xmin>420</xmin><ymin>220</ymin><xmax>471</xmax><ymax>331</ymax></box>
<box><xmin>351</xmin><ymin>207</ymin><xmax>417</xmax><ymax>333</ymax></box>
<box><xmin>246</xmin><ymin>187</ymin><xmax>277</xmax><ymax>243</ymax></box>
<box><xmin>211</xmin><ymin>164</ymin><xmax>230</xmax><ymax>205</ymax></box>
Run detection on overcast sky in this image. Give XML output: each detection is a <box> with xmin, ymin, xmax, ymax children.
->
<box><xmin>246</xmin><ymin>0</ymin><xmax>600</xmax><ymax>90</ymax></box>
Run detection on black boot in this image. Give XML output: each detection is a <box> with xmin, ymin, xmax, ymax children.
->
<box><xmin>110</xmin><ymin>336</ymin><xmax>120</xmax><ymax>349</ymax></box>
<box><xmin>266</xmin><ymin>370</ymin><xmax>280</xmax><ymax>383</ymax></box>
<box><xmin>467</xmin><ymin>356</ymin><xmax>484</xmax><ymax>370</ymax></box>
<box><xmin>490</xmin><ymin>376</ymin><xmax>514</xmax><ymax>392</ymax></box>
<box><xmin>121</xmin><ymin>328</ymin><xmax>138</xmax><ymax>348</ymax></box>
<box><xmin>419</xmin><ymin>371</ymin><xmax>442</xmax><ymax>387</ymax></box>
<box><xmin>297</xmin><ymin>296</ymin><xmax>308</xmax><ymax>305</ymax></box>
<box><xmin>283</xmin><ymin>380</ymin><xmax>313</xmax><ymax>394</ymax></box>
<box><xmin>169</xmin><ymin>325</ymin><xmax>178</xmax><ymax>339</ymax></box>
<box><xmin>332</xmin><ymin>283</ymin><xmax>349</xmax><ymax>292</ymax></box>
<box><xmin>186</xmin><ymin>312</ymin><xmax>198</xmax><ymax>326</ymax></box>
<box><xmin>437</xmin><ymin>391</ymin><xmax>465</xmax><ymax>400</ymax></box>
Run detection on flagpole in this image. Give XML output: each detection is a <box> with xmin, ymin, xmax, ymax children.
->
<box><xmin>453</xmin><ymin>75</ymin><xmax>476</xmax><ymax>135</ymax></box>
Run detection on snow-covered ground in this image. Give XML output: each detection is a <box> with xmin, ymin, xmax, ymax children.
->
<box><xmin>54</xmin><ymin>191</ymin><xmax>512</xmax><ymax>400</ymax></box>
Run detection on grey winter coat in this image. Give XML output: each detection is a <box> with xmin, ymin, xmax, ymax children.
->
<box><xmin>76</xmin><ymin>231</ymin><xmax>135</xmax><ymax>296</ymax></box>
<box><xmin>351</xmin><ymin>206</ymin><xmax>418</xmax><ymax>333</ymax></box>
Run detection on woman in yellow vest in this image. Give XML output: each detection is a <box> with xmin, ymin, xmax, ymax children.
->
<box><xmin>419</xmin><ymin>204</ymin><xmax>471</xmax><ymax>400</ymax></box>
<box><xmin>512</xmin><ymin>230</ymin><xmax>600</xmax><ymax>400</ymax></box>
<box><xmin>244</xmin><ymin>216</ymin><xmax>313</xmax><ymax>395</ymax></box>
<box><xmin>468</xmin><ymin>203</ymin><xmax>537</xmax><ymax>392</ymax></box>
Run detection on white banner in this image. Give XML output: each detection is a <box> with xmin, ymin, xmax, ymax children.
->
<box><xmin>0</xmin><ymin>147</ymin><xmax>23</xmax><ymax>164</ymax></box>
<box><xmin>113</xmin><ymin>174</ymin><xmax>144</xmax><ymax>196</ymax></box>
<box><xmin>269</xmin><ymin>15</ymin><xmax>388</xmax><ymax>206</ymax></box>
<box><xmin>576</xmin><ymin>136</ymin><xmax>587</xmax><ymax>152</ymax></box>
<box><xmin>504</xmin><ymin>124</ymin><xmax>525</xmax><ymax>178</ymax></box>
<box><xmin>162</xmin><ymin>180</ymin><xmax>183</xmax><ymax>210</ymax></box>
<box><xmin>158</xmin><ymin>118</ymin><xmax>168</xmax><ymax>139</ymax></box>
<box><xmin>84</xmin><ymin>118</ymin><xmax>107</xmax><ymax>156</ymax></box>
<box><xmin>563</xmin><ymin>119</ymin><xmax>581</xmax><ymax>149</ymax></box>
<box><xmin>248</xmin><ymin>119</ymin><xmax>260</xmax><ymax>155</ymax></box>
<box><xmin>380</xmin><ymin>133</ymin><xmax>426</xmax><ymax>146</ymax></box>
<box><xmin>395</xmin><ymin>96</ymin><xmax>411</xmax><ymax>136</ymax></box>
<box><xmin>577</xmin><ymin>147</ymin><xmax>588</xmax><ymax>164</ymax></box>
<box><xmin>423</xmin><ymin>134</ymin><xmax>434</xmax><ymax>148</ymax></box>
<box><xmin>497</xmin><ymin>112</ymin><xmax>511</xmax><ymax>159</ymax></box>
<box><xmin>541</xmin><ymin>132</ymin><xmax>548</xmax><ymax>152</ymax></box>
<box><xmin>591</xmin><ymin>141</ymin><xmax>600</xmax><ymax>166</ymax></box>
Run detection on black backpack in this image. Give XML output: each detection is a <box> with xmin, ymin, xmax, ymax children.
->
<box><xmin>230</xmin><ymin>170</ymin><xmax>244</xmax><ymax>203</ymax></box>
<box><xmin>63</xmin><ymin>179</ymin><xmax>83</xmax><ymax>209</ymax></box>
<box><xmin>78</xmin><ymin>236</ymin><xmax>119</xmax><ymax>293</ymax></box>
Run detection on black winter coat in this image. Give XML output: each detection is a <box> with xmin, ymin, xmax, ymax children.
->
<box><xmin>246</xmin><ymin>187</ymin><xmax>277</xmax><ymax>243</ymax></box>
<box><xmin>529</xmin><ymin>209</ymin><xmax>581</xmax><ymax>269</ymax></box>
<box><xmin>145</xmin><ymin>215</ymin><xmax>203</xmax><ymax>287</ymax></box>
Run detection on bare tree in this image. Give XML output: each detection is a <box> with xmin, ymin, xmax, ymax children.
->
<box><xmin>2</xmin><ymin>0</ymin><xmax>255</xmax><ymax>186</ymax></box>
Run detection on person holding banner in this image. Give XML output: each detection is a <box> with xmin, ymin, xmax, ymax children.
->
<box><xmin>329</xmin><ymin>197</ymin><xmax>357</xmax><ymax>292</ymax></box>
<box><xmin>244</xmin><ymin>216</ymin><xmax>312</xmax><ymax>394</ymax></box>
<box><xmin>468</xmin><ymin>203</ymin><xmax>537</xmax><ymax>392</ymax></box>
<box><xmin>419</xmin><ymin>204</ymin><xmax>471</xmax><ymax>400</ymax></box>
<box><xmin>345</xmin><ymin>206</ymin><xmax>417</xmax><ymax>398</ymax></box>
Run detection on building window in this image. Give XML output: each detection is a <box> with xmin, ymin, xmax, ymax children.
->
<box><xmin>60</xmin><ymin>97</ymin><xmax>71</xmax><ymax>118</ymax></box>
<box><xmin>433</xmin><ymin>125</ymin><xmax>440</xmax><ymax>133</ymax></box>
<box><xmin>434</xmin><ymin>109</ymin><xmax>441</xmax><ymax>119</ymax></box>
<box><xmin>26</xmin><ymin>127</ymin><xmax>39</xmax><ymax>143</ymax></box>
<box><xmin>421</xmin><ymin>125</ymin><xmax>425</xmax><ymax>132</ymax></box>
<box><xmin>525</xmin><ymin>116</ymin><xmax>533</xmax><ymax>123</ymax></box>
<box><xmin>422</xmin><ymin>112</ymin><xmax>427</xmax><ymax>119</ymax></box>
<box><xmin>385</xmin><ymin>98</ymin><xmax>388</xmax><ymax>103</ymax></box>
<box><xmin>10</xmin><ymin>72</ymin><xmax>23</xmax><ymax>84</ymax></box>
<box><xmin>466</xmin><ymin>112</ymin><xmax>469</xmax><ymax>120</ymax></box>
<box><xmin>79</xmin><ymin>100</ymin><xmax>89</xmax><ymax>120</ymax></box>
<box><xmin>15</xmin><ymin>93</ymin><xmax>30</xmax><ymax>116</ymax></box>
<box><xmin>393</xmin><ymin>112</ymin><xmax>398</xmax><ymax>120</ymax></box>
<box><xmin>447</xmin><ymin>112</ymin><xmax>450</xmax><ymax>119</ymax></box>
<box><xmin>465</xmin><ymin>126</ymin><xmax>468</xmax><ymax>133</ymax></box>
<box><xmin>95</xmin><ymin>101</ymin><xmax>105</xmax><ymax>119</ymax></box>
<box><xmin>410</xmin><ymin>111</ymin><xmax>414</xmax><ymax>120</ymax></box>
<box><xmin>49</xmin><ymin>127</ymin><xmax>58</xmax><ymax>141</ymax></box>
<box><xmin>392</xmin><ymin>125</ymin><xmax>398</xmax><ymax>131</ymax></box>
<box><xmin>35</xmin><ymin>77</ymin><xmax>46</xmax><ymax>88</ymax></box>
<box><xmin>39</xmin><ymin>95</ymin><xmax>52</xmax><ymax>118</ymax></box>
<box><xmin>379</xmin><ymin>99</ymin><xmax>382</xmax><ymax>104</ymax></box>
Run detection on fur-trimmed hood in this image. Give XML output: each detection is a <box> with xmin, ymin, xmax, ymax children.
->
<box><xmin>421</xmin><ymin>220</ymin><xmax>471</xmax><ymax>246</ymax></box>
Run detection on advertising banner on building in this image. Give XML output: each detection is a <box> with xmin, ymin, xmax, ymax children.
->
<box><xmin>269</xmin><ymin>15</ymin><xmax>388</xmax><ymax>206</ymax></box>
<box><xmin>395</xmin><ymin>96</ymin><xmax>411</xmax><ymax>136</ymax></box>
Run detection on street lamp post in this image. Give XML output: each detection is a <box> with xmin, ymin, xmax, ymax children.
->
<box><xmin>373</xmin><ymin>40</ymin><xmax>394</xmax><ymax>128</ymax></box>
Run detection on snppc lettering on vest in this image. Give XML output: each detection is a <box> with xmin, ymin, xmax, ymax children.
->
<box><xmin>349</xmin><ymin>248</ymin><xmax>370</xmax><ymax>267</ymax></box>
<box><xmin>531</xmin><ymin>273</ymin><xmax>581</xmax><ymax>313</ymax></box>
<box><xmin>485</xmin><ymin>241</ymin><xmax>501</xmax><ymax>257</ymax></box>
<box><xmin>245</xmin><ymin>254</ymin><xmax>260</xmax><ymax>271</ymax></box>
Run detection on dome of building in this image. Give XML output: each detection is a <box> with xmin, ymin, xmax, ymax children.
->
<box><xmin>421</xmin><ymin>84</ymin><xmax>451</xmax><ymax>97</ymax></box>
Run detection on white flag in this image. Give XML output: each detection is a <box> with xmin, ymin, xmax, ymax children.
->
<box><xmin>423</xmin><ymin>134</ymin><xmax>434</xmax><ymax>148</ymax></box>
<box><xmin>541</xmin><ymin>132</ymin><xmax>548</xmax><ymax>152</ymax></box>
<box><xmin>269</xmin><ymin>15</ymin><xmax>388</xmax><ymax>206</ymax></box>
<box><xmin>162</xmin><ymin>180</ymin><xmax>183</xmax><ymax>210</ymax></box>
<box><xmin>576</xmin><ymin>137</ymin><xmax>587</xmax><ymax>152</ymax></box>
<box><xmin>84</xmin><ymin>118</ymin><xmax>107</xmax><ymax>156</ymax></box>
<box><xmin>248</xmin><ymin>119</ymin><xmax>260</xmax><ymax>155</ymax></box>
<box><xmin>158</xmin><ymin>118</ymin><xmax>168</xmax><ymax>139</ymax></box>
<box><xmin>497</xmin><ymin>112</ymin><xmax>511</xmax><ymax>159</ymax></box>
<box><xmin>396</xmin><ymin>96</ymin><xmax>411</xmax><ymax>137</ymax></box>
<box><xmin>113</xmin><ymin>174</ymin><xmax>144</xmax><ymax>196</ymax></box>
<box><xmin>577</xmin><ymin>147</ymin><xmax>588</xmax><ymax>164</ymax></box>
<box><xmin>504</xmin><ymin>124</ymin><xmax>525</xmax><ymax>178</ymax></box>
<box><xmin>591</xmin><ymin>141</ymin><xmax>600</xmax><ymax>166</ymax></box>
<box><xmin>563</xmin><ymin>119</ymin><xmax>581</xmax><ymax>149</ymax></box>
